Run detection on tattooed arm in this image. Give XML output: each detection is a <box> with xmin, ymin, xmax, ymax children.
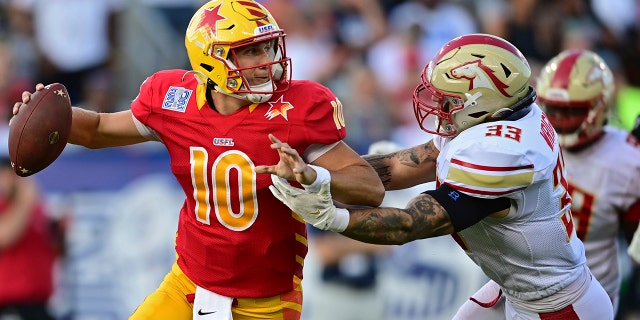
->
<box><xmin>341</xmin><ymin>193</ymin><xmax>454</xmax><ymax>245</ymax></box>
<box><xmin>362</xmin><ymin>140</ymin><xmax>439</xmax><ymax>190</ymax></box>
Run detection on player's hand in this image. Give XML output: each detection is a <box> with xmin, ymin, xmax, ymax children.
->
<box><xmin>269</xmin><ymin>174</ymin><xmax>348</xmax><ymax>232</ymax></box>
<box><xmin>11</xmin><ymin>83</ymin><xmax>45</xmax><ymax>125</ymax></box>
<box><xmin>255</xmin><ymin>134</ymin><xmax>317</xmax><ymax>185</ymax></box>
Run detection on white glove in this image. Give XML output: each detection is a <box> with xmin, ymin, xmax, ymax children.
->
<box><xmin>628</xmin><ymin>226</ymin><xmax>640</xmax><ymax>264</ymax></box>
<box><xmin>269</xmin><ymin>174</ymin><xmax>349</xmax><ymax>232</ymax></box>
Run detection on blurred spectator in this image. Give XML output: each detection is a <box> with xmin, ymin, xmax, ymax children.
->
<box><xmin>304</xmin><ymin>226</ymin><xmax>389</xmax><ymax>320</ymax></box>
<box><xmin>329</xmin><ymin>62</ymin><xmax>395</xmax><ymax>155</ymax></box>
<box><xmin>613</xmin><ymin>24</ymin><xmax>640</xmax><ymax>132</ymax></box>
<box><xmin>139</xmin><ymin>0</ymin><xmax>204</xmax><ymax>69</ymax></box>
<box><xmin>0</xmin><ymin>40</ymin><xmax>33</xmax><ymax>120</ymax></box>
<box><xmin>385</xmin><ymin>0</ymin><xmax>478</xmax><ymax>67</ymax></box>
<box><xmin>0</xmin><ymin>125</ymin><xmax>60</xmax><ymax>320</ymax></box>
<box><xmin>330</xmin><ymin>0</ymin><xmax>388</xmax><ymax>58</ymax></box>
<box><xmin>472</xmin><ymin>0</ymin><xmax>557</xmax><ymax>74</ymax></box>
<box><xmin>9</xmin><ymin>0</ymin><xmax>123</xmax><ymax>112</ymax></box>
<box><xmin>368</xmin><ymin>0</ymin><xmax>478</xmax><ymax>147</ymax></box>
<box><xmin>268</xmin><ymin>1</ymin><xmax>341</xmax><ymax>82</ymax></box>
<box><xmin>590</xmin><ymin>0</ymin><xmax>637</xmax><ymax>43</ymax></box>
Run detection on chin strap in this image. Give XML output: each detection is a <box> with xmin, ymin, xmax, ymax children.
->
<box><xmin>489</xmin><ymin>86</ymin><xmax>537</xmax><ymax>122</ymax></box>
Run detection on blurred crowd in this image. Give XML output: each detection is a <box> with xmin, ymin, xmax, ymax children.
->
<box><xmin>1</xmin><ymin>0</ymin><xmax>638</xmax><ymax>153</ymax></box>
<box><xmin>0</xmin><ymin>0</ymin><xmax>639</xmax><ymax>319</ymax></box>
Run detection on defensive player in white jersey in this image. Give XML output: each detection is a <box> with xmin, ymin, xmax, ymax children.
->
<box><xmin>536</xmin><ymin>49</ymin><xmax>640</xmax><ymax>314</ymax></box>
<box><xmin>261</xmin><ymin>34</ymin><xmax>614</xmax><ymax>319</ymax></box>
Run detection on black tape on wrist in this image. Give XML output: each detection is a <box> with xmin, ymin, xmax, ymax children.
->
<box><xmin>423</xmin><ymin>184</ymin><xmax>510</xmax><ymax>232</ymax></box>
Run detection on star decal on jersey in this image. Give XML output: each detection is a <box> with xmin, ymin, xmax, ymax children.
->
<box><xmin>265</xmin><ymin>96</ymin><xmax>294</xmax><ymax>120</ymax></box>
<box><xmin>194</xmin><ymin>4</ymin><xmax>227</xmax><ymax>38</ymax></box>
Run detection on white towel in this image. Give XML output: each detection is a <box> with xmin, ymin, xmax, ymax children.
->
<box><xmin>192</xmin><ymin>286</ymin><xmax>234</xmax><ymax>320</ymax></box>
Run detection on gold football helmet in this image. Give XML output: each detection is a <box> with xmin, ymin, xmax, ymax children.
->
<box><xmin>413</xmin><ymin>34</ymin><xmax>533</xmax><ymax>136</ymax></box>
<box><xmin>185</xmin><ymin>0</ymin><xmax>290</xmax><ymax>103</ymax></box>
<box><xmin>536</xmin><ymin>49</ymin><xmax>614</xmax><ymax>148</ymax></box>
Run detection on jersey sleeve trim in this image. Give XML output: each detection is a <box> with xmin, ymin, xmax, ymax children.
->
<box><xmin>132</xmin><ymin>114</ymin><xmax>162</xmax><ymax>141</ymax></box>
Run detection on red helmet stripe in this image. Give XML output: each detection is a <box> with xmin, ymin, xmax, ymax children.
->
<box><xmin>550</xmin><ymin>51</ymin><xmax>581</xmax><ymax>90</ymax></box>
<box><xmin>237</xmin><ymin>1</ymin><xmax>268</xmax><ymax>26</ymax></box>
<box><xmin>238</xmin><ymin>0</ymin><xmax>262</xmax><ymax>10</ymax></box>
<box><xmin>432</xmin><ymin>34</ymin><xmax>527</xmax><ymax>66</ymax></box>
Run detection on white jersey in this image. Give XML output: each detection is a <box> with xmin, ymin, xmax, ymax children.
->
<box><xmin>563</xmin><ymin>126</ymin><xmax>640</xmax><ymax>301</ymax></box>
<box><xmin>433</xmin><ymin>104</ymin><xmax>587</xmax><ymax>302</ymax></box>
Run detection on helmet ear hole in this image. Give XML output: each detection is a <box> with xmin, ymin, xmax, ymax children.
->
<box><xmin>501</xmin><ymin>64</ymin><xmax>512</xmax><ymax>77</ymax></box>
<box><xmin>201</xmin><ymin>64</ymin><xmax>213</xmax><ymax>72</ymax></box>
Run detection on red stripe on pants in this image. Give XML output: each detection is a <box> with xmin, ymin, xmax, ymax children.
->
<box><xmin>539</xmin><ymin>304</ymin><xmax>579</xmax><ymax>320</ymax></box>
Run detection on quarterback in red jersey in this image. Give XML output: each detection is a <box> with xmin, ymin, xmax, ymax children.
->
<box><xmin>11</xmin><ymin>1</ymin><xmax>384</xmax><ymax>319</ymax></box>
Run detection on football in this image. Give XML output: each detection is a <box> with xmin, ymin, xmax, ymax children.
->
<box><xmin>8</xmin><ymin>83</ymin><xmax>72</xmax><ymax>177</ymax></box>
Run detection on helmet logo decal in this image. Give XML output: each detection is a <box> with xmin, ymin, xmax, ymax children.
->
<box><xmin>237</xmin><ymin>0</ymin><xmax>269</xmax><ymax>27</ymax></box>
<box><xmin>451</xmin><ymin>59</ymin><xmax>511</xmax><ymax>97</ymax></box>
<box><xmin>265</xmin><ymin>96</ymin><xmax>294</xmax><ymax>120</ymax></box>
<box><xmin>586</xmin><ymin>63</ymin><xmax>606</xmax><ymax>86</ymax></box>
<box><xmin>193</xmin><ymin>4</ymin><xmax>227</xmax><ymax>39</ymax></box>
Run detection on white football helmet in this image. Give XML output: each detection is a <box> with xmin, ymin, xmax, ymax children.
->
<box><xmin>185</xmin><ymin>0</ymin><xmax>291</xmax><ymax>103</ymax></box>
<box><xmin>413</xmin><ymin>34</ymin><xmax>533</xmax><ymax>137</ymax></box>
<box><xmin>536</xmin><ymin>49</ymin><xmax>614</xmax><ymax>149</ymax></box>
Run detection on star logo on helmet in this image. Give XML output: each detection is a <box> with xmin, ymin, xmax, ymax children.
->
<box><xmin>194</xmin><ymin>4</ymin><xmax>227</xmax><ymax>38</ymax></box>
<box><xmin>451</xmin><ymin>59</ymin><xmax>511</xmax><ymax>97</ymax></box>
<box><xmin>265</xmin><ymin>96</ymin><xmax>294</xmax><ymax>120</ymax></box>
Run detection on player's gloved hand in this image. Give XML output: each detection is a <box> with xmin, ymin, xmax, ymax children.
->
<box><xmin>269</xmin><ymin>174</ymin><xmax>349</xmax><ymax>232</ymax></box>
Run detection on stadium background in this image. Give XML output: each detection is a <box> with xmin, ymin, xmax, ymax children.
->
<box><xmin>1</xmin><ymin>0</ymin><xmax>639</xmax><ymax>319</ymax></box>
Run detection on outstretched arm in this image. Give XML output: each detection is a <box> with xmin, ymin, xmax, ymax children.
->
<box><xmin>269</xmin><ymin>175</ymin><xmax>511</xmax><ymax>245</ymax></box>
<box><xmin>363</xmin><ymin>140</ymin><xmax>439</xmax><ymax>190</ymax></box>
<box><xmin>256</xmin><ymin>134</ymin><xmax>384</xmax><ymax>207</ymax></box>
<box><xmin>341</xmin><ymin>193</ymin><xmax>454</xmax><ymax>245</ymax></box>
<box><xmin>14</xmin><ymin>83</ymin><xmax>149</xmax><ymax>149</ymax></box>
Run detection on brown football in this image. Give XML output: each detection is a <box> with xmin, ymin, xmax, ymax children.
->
<box><xmin>8</xmin><ymin>83</ymin><xmax>72</xmax><ymax>177</ymax></box>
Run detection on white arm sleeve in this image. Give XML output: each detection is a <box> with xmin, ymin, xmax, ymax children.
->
<box><xmin>131</xmin><ymin>114</ymin><xmax>162</xmax><ymax>142</ymax></box>
<box><xmin>302</xmin><ymin>141</ymin><xmax>340</xmax><ymax>163</ymax></box>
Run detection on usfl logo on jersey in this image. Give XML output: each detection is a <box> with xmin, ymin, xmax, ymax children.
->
<box><xmin>162</xmin><ymin>87</ymin><xmax>192</xmax><ymax>113</ymax></box>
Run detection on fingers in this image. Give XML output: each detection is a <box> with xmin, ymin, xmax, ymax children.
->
<box><xmin>269</xmin><ymin>134</ymin><xmax>300</xmax><ymax>157</ymax></box>
<box><xmin>254</xmin><ymin>165</ymin><xmax>275</xmax><ymax>174</ymax></box>
<box><xmin>12</xmin><ymin>102</ymin><xmax>22</xmax><ymax>117</ymax></box>
<box><xmin>14</xmin><ymin>83</ymin><xmax>45</xmax><ymax>116</ymax></box>
<box><xmin>270</xmin><ymin>174</ymin><xmax>303</xmax><ymax>196</ymax></box>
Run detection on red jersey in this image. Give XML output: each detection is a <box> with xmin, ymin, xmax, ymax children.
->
<box><xmin>0</xmin><ymin>198</ymin><xmax>56</xmax><ymax>305</ymax></box>
<box><xmin>131</xmin><ymin>70</ymin><xmax>347</xmax><ymax>298</ymax></box>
